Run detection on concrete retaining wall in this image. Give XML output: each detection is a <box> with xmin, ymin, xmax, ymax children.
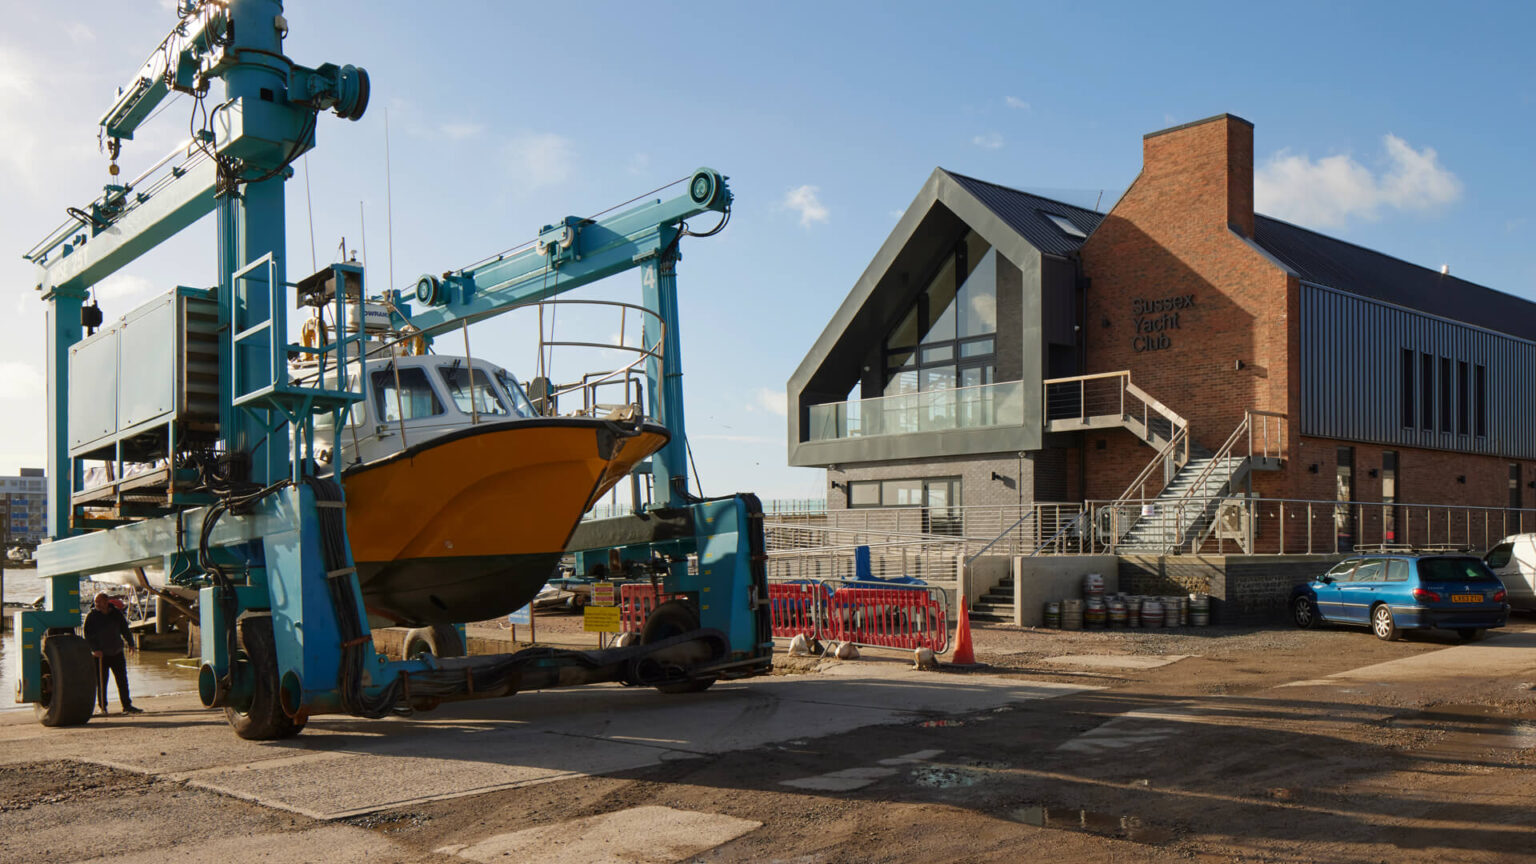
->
<box><xmin>1118</xmin><ymin>554</ymin><xmax>1344</xmax><ymax>625</ymax></box>
<box><xmin>1011</xmin><ymin>555</ymin><xmax>1119</xmax><ymax>627</ymax></box>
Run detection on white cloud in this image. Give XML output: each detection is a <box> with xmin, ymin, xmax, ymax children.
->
<box><xmin>1254</xmin><ymin>134</ymin><xmax>1462</xmax><ymax>228</ymax></box>
<box><xmin>0</xmin><ymin>362</ymin><xmax>43</xmax><ymax>401</ymax></box>
<box><xmin>504</xmin><ymin>133</ymin><xmax>574</xmax><ymax>189</ymax></box>
<box><xmin>627</xmin><ymin>153</ymin><xmax>651</xmax><ymax>175</ymax></box>
<box><xmin>95</xmin><ymin>273</ymin><xmax>158</xmax><ymax>304</ymax></box>
<box><xmin>972</xmin><ymin>132</ymin><xmax>1004</xmax><ymax>150</ymax></box>
<box><xmin>753</xmin><ymin>387</ymin><xmax>787</xmax><ymax>417</ymax></box>
<box><xmin>1004</xmin><ymin>96</ymin><xmax>1030</xmax><ymax>110</ymax></box>
<box><xmin>65</xmin><ymin>23</ymin><xmax>95</xmax><ymax>44</ymax></box>
<box><xmin>438</xmin><ymin>122</ymin><xmax>482</xmax><ymax>141</ymax></box>
<box><xmin>782</xmin><ymin>185</ymin><xmax>829</xmax><ymax>228</ymax></box>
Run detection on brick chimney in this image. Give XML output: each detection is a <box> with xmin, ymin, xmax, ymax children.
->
<box><xmin>1140</xmin><ymin>114</ymin><xmax>1255</xmax><ymax>238</ymax></box>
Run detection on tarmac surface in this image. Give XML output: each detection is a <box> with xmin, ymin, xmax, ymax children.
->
<box><xmin>3</xmin><ymin>616</ymin><xmax>1535</xmax><ymax>863</ymax></box>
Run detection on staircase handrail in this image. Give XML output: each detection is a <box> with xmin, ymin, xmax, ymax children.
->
<box><xmin>1030</xmin><ymin>510</ymin><xmax>1087</xmax><ymax>557</ymax></box>
<box><xmin>1160</xmin><ymin>412</ymin><xmax>1255</xmax><ymax>553</ymax></box>
<box><xmin>965</xmin><ymin>508</ymin><xmax>1037</xmax><ymax>565</ymax></box>
<box><xmin>1113</xmin><ymin>425</ymin><xmax>1190</xmax><ymax>506</ymax></box>
<box><xmin>1041</xmin><ymin>371</ymin><xmax>1189</xmax><ymax>434</ymax></box>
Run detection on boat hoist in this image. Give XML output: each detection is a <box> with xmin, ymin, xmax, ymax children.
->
<box><xmin>14</xmin><ymin>0</ymin><xmax>771</xmax><ymax>738</ymax></box>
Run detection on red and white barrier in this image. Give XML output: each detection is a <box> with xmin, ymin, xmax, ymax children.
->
<box><xmin>618</xmin><ymin>583</ymin><xmax>682</xmax><ymax>633</ymax></box>
<box><xmin>767</xmin><ymin>582</ymin><xmax>827</xmax><ymax>639</ymax></box>
<box><xmin>824</xmin><ymin>585</ymin><xmax>950</xmax><ymax>653</ymax></box>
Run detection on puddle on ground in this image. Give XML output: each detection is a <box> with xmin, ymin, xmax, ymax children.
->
<box><xmin>919</xmin><ymin>719</ymin><xmax>965</xmax><ymax>728</ymax></box>
<box><xmin>1394</xmin><ymin>704</ymin><xmax>1536</xmax><ymax>759</ymax></box>
<box><xmin>1008</xmin><ymin>806</ymin><xmax>1174</xmax><ymax>844</ymax></box>
<box><xmin>910</xmin><ymin>766</ymin><xmax>982</xmax><ymax>789</ymax></box>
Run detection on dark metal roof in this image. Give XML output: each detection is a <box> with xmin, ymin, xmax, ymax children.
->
<box><xmin>942</xmin><ymin>170</ymin><xmax>1104</xmax><ymax>256</ymax></box>
<box><xmin>1254</xmin><ymin>214</ymin><xmax>1536</xmax><ymax>342</ymax></box>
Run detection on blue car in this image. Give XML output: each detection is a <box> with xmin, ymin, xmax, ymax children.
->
<box><xmin>1291</xmin><ymin>553</ymin><xmax>1509</xmax><ymax>641</ymax></box>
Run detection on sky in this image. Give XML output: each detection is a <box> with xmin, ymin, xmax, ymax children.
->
<box><xmin>1</xmin><ymin>1</ymin><xmax>1534</xmax><ymax>502</ymax></box>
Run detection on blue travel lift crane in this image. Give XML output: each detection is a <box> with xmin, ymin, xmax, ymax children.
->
<box><xmin>13</xmin><ymin>0</ymin><xmax>771</xmax><ymax>738</ymax></box>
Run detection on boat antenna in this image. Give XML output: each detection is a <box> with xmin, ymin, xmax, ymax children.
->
<box><xmin>385</xmin><ymin>108</ymin><xmax>395</xmax><ymax>296</ymax></box>
<box><xmin>303</xmin><ymin>154</ymin><xmax>317</xmax><ymax>272</ymax></box>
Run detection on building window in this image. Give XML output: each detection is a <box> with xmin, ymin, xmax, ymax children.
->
<box><xmin>847</xmin><ymin>481</ymin><xmax>880</xmax><ymax>508</ymax></box>
<box><xmin>883</xmin><ymin>230</ymin><xmax>998</xmax><ymax>411</ymax></box>
<box><xmin>1457</xmin><ymin>361</ymin><xmax>1469</xmax><ymax>436</ymax></box>
<box><xmin>1336</xmin><ymin>446</ymin><xmax>1355</xmax><ymax>552</ymax></box>
<box><xmin>846</xmin><ymin>476</ymin><xmax>963</xmax><ymax>533</ymax></box>
<box><xmin>1419</xmin><ymin>353</ymin><xmax>1434</xmax><ymax>431</ymax></box>
<box><xmin>1439</xmin><ymin>357</ymin><xmax>1452</xmax><ymax>433</ymax></box>
<box><xmin>1400</xmin><ymin>349</ymin><xmax>1414</xmax><ymax>428</ymax></box>
<box><xmin>1510</xmin><ymin>464</ymin><xmax>1522</xmax><ymax>511</ymax></box>
<box><xmin>1382</xmin><ymin>451</ymin><xmax>1399</xmax><ymax>543</ymax></box>
<box><xmin>1476</xmin><ymin>364</ymin><xmax>1487</xmax><ymax>438</ymax></box>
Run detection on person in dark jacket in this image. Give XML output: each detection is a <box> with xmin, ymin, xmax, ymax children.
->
<box><xmin>84</xmin><ymin>592</ymin><xmax>144</xmax><ymax>714</ymax></box>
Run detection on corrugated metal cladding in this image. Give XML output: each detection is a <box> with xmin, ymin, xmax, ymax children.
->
<box><xmin>1301</xmin><ymin>282</ymin><xmax>1536</xmax><ymax>459</ymax></box>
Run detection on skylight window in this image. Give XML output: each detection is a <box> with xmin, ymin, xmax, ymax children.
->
<box><xmin>1044</xmin><ymin>212</ymin><xmax>1086</xmax><ymax>238</ymax></box>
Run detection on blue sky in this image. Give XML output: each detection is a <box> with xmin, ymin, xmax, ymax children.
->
<box><xmin>2</xmin><ymin>1</ymin><xmax>1533</xmax><ymax>500</ymax></box>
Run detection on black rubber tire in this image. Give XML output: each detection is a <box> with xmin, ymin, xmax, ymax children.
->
<box><xmin>1371</xmin><ymin>604</ymin><xmax>1400</xmax><ymax>642</ymax></box>
<box><xmin>224</xmin><ymin>617</ymin><xmax>306</xmax><ymax>740</ymax></box>
<box><xmin>1292</xmin><ymin>596</ymin><xmax>1317</xmax><ymax>629</ymax></box>
<box><xmin>1456</xmin><ymin>627</ymin><xmax>1487</xmax><ymax>642</ymax></box>
<box><xmin>402</xmin><ymin>624</ymin><xmax>465</xmax><ymax>659</ymax></box>
<box><xmin>641</xmin><ymin>600</ymin><xmax>717</xmax><ymax>694</ymax></box>
<box><xmin>34</xmin><ymin>634</ymin><xmax>97</xmax><ymax>727</ymax></box>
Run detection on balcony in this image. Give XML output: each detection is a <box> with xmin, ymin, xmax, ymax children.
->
<box><xmin>808</xmin><ymin>380</ymin><xmax>1024</xmax><ymax>441</ymax></box>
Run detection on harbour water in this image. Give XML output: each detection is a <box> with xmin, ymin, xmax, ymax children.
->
<box><xmin>2</xmin><ymin>569</ymin><xmax>198</xmax><ymax>711</ymax></box>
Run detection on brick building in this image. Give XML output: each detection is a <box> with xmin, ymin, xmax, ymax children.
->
<box><xmin>791</xmin><ymin>113</ymin><xmax>1536</xmax><ymax>555</ymax></box>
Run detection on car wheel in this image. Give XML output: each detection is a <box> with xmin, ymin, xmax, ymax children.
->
<box><xmin>1371</xmin><ymin>604</ymin><xmax>1399</xmax><ymax>641</ymax></box>
<box><xmin>1292</xmin><ymin>596</ymin><xmax>1317</xmax><ymax>629</ymax></box>
<box><xmin>1456</xmin><ymin>627</ymin><xmax>1487</xmax><ymax>642</ymax></box>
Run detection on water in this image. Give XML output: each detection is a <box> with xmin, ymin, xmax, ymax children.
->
<box><xmin>2</xmin><ymin>567</ymin><xmax>198</xmax><ymax>710</ymax></box>
<box><xmin>3</xmin><ymin>568</ymin><xmax>46</xmax><ymax>605</ymax></box>
<box><xmin>1008</xmin><ymin>806</ymin><xmax>1175</xmax><ymax>844</ymax></box>
<box><xmin>0</xmin><ymin>639</ymin><xmax>199</xmax><ymax>710</ymax></box>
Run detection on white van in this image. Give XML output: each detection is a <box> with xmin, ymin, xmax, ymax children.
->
<box><xmin>1482</xmin><ymin>535</ymin><xmax>1536</xmax><ymax>611</ymax></box>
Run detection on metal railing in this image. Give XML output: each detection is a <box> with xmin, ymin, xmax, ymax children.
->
<box><xmin>763</xmin><ymin>521</ymin><xmax>964</xmax><ymax>587</ymax></box>
<box><xmin>806</xmin><ymin>380</ymin><xmax>1025</xmax><ymax>441</ymax></box>
<box><xmin>765</xmin><ymin>503</ymin><xmax>1086</xmax><ymax>559</ymax></box>
<box><xmin>1043</xmin><ymin>371</ymin><xmax>1188</xmax><ymax>447</ymax></box>
<box><xmin>1086</xmin><ymin>494</ymin><xmax>1536</xmax><ymax>556</ymax></box>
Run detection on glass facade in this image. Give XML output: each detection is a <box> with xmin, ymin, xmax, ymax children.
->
<box><xmin>808</xmin><ymin>229</ymin><xmax>1011</xmax><ymax>443</ymax></box>
<box><xmin>884</xmin><ymin>230</ymin><xmax>998</xmax><ymax>401</ymax></box>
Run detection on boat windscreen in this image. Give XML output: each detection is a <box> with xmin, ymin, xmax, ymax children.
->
<box><xmin>441</xmin><ymin>364</ymin><xmax>510</xmax><ymax>417</ymax></box>
<box><xmin>494</xmin><ymin>369</ymin><xmax>538</xmax><ymax>418</ymax></box>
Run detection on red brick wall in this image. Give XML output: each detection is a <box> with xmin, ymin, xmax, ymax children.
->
<box><xmin>1080</xmin><ymin>115</ymin><xmax>1295</xmax><ymax>501</ymax></box>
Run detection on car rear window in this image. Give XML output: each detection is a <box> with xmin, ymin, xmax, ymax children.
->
<box><xmin>1416</xmin><ymin>557</ymin><xmax>1501</xmax><ymax>583</ymax></box>
<box><xmin>1485</xmin><ymin>543</ymin><xmax>1514</xmax><ymax>569</ymax></box>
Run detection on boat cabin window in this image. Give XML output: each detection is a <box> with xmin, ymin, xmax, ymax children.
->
<box><xmin>494</xmin><ymin>370</ymin><xmax>539</xmax><ymax>418</ymax></box>
<box><xmin>372</xmin><ymin>367</ymin><xmax>444</xmax><ymax>421</ymax></box>
<box><xmin>440</xmin><ymin>364</ymin><xmax>509</xmax><ymax>416</ymax></box>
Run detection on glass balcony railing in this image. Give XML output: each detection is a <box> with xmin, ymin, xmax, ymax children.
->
<box><xmin>807</xmin><ymin>380</ymin><xmax>1024</xmax><ymax>441</ymax></box>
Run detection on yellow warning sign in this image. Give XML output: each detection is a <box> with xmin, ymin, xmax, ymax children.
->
<box><xmin>583</xmin><ymin>605</ymin><xmax>622</xmax><ymax>633</ymax></box>
<box><xmin>592</xmin><ymin>581</ymin><xmax>617</xmax><ymax>606</ymax></box>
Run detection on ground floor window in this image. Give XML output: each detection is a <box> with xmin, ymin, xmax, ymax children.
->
<box><xmin>845</xmin><ymin>476</ymin><xmax>963</xmax><ymax>534</ymax></box>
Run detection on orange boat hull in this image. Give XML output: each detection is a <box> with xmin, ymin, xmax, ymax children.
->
<box><xmin>341</xmin><ymin>418</ymin><xmax>668</xmax><ymax>625</ymax></box>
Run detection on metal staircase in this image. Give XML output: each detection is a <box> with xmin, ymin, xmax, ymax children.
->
<box><xmin>1043</xmin><ymin>373</ymin><xmax>1286</xmax><ymax>555</ymax></box>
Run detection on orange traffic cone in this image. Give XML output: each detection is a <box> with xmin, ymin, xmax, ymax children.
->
<box><xmin>950</xmin><ymin>601</ymin><xmax>976</xmax><ymax>666</ymax></box>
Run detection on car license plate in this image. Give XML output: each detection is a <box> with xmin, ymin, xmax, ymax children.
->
<box><xmin>1451</xmin><ymin>594</ymin><xmax>1483</xmax><ymax>603</ymax></box>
